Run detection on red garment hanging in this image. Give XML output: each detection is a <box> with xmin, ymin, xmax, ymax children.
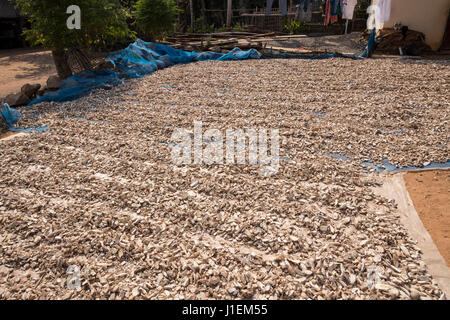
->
<box><xmin>324</xmin><ymin>0</ymin><xmax>338</xmax><ymax>26</ymax></box>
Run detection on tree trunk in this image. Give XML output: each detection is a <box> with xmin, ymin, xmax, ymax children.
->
<box><xmin>227</xmin><ymin>0</ymin><xmax>232</xmax><ymax>28</ymax></box>
<box><xmin>189</xmin><ymin>0</ymin><xmax>194</xmax><ymax>32</ymax></box>
<box><xmin>51</xmin><ymin>49</ymin><xmax>72</xmax><ymax>80</ymax></box>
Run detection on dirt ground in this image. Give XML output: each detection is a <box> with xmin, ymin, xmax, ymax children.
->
<box><xmin>267</xmin><ymin>32</ymin><xmax>367</xmax><ymax>54</ymax></box>
<box><xmin>0</xmin><ymin>131</ymin><xmax>19</xmax><ymax>140</ymax></box>
<box><xmin>404</xmin><ymin>170</ymin><xmax>450</xmax><ymax>266</ymax></box>
<box><xmin>0</xmin><ymin>48</ymin><xmax>56</xmax><ymax>99</ymax></box>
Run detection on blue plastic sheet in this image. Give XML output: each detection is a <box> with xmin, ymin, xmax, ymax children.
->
<box><xmin>324</xmin><ymin>152</ymin><xmax>450</xmax><ymax>172</ymax></box>
<box><xmin>360</xmin><ymin>158</ymin><xmax>450</xmax><ymax>172</ymax></box>
<box><xmin>359</xmin><ymin>29</ymin><xmax>376</xmax><ymax>58</ymax></box>
<box><xmin>1</xmin><ymin>103</ymin><xmax>21</xmax><ymax>127</ymax></box>
<box><xmin>28</xmin><ymin>38</ymin><xmax>373</xmax><ymax>106</ymax></box>
<box><xmin>29</xmin><ymin>39</ymin><xmax>262</xmax><ymax>105</ymax></box>
<box><xmin>1</xmin><ymin>103</ymin><xmax>48</xmax><ymax>133</ymax></box>
<box><xmin>3</xmin><ymin>38</ymin><xmax>376</xmax><ymax>132</ymax></box>
<box><xmin>27</xmin><ymin>38</ymin><xmax>378</xmax><ymax>106</ymax></box>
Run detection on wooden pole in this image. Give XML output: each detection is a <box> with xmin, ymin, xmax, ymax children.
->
<box><xmin>227</xmin><ymin>0</ymin><xmax>232</xmax><ymax>28</ymax></box>
<box><xmin>189</xmin><ymin>0</ymin><xmax>194</xmax><ymax>32</ymax></box>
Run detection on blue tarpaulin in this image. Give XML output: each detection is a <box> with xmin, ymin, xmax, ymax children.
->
<box><xmin>1</xmin><ymin>103</ymin><xmax>48</xmax><ymax>133</ymax></box>
<box><xmin>29</xmin><ymin>39</ymin><xmax>262</xmax><ymax>105</ymax></box>
<box><xmin>2</xmin><ymin>38</ymin><xmax>373</xmax><ymax>131</ymax></box>
<box><xmin>360</xmin><ymin>29</ymin><xmax>376</xmax><ymax>58</ymax></box>
<box><xmin>1</xmin><ymin>40</ymin><xmax>262</xmax><ymax>131</ymax></box>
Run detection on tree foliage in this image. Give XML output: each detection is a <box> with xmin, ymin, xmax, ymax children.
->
<box><xmin>135</xmin><ymin>0</ymin><xmax>179</xmax><ymax>40</ymax></box>
<box><xmin>12</xmin><ymin>0</ymin><xmax>134</xmax><ymax>50</ymax></box>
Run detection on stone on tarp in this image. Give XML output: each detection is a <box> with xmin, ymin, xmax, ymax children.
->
<box><xmin>47</xmin><ymin>75</ymin><xmax>62</xmax><ymax>90</ymax></box>
<box><xmin>93</xmin><ymin>60</ymin><xmax>116</xmax><ymax>71</ymax></box>
<box><xmin>21</xmin><ymin>83</ymin><xmax>41</xmax><ymax>99</ymax></box>
<box><xmin>4</xmin><ymin>92</ymin><xmax>30</xmax><ymax>107</ymax></box>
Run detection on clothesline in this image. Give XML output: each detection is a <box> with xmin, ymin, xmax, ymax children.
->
<box><xmin>264</xmin><ymin>0</ymin><xmax>391</xmax><ymax>30</ymax></box>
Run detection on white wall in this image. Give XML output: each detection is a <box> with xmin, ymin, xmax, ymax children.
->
<box><xmin>373</xmin><ymin>0</ymin><xmax>450</xmax><ymax>50</ymax></box>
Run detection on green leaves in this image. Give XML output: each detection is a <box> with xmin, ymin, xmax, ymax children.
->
<box><xmin>135</xmin><ymin>0</ymin><xmax>179</xmax><ymax>40</ymax></box>
<box><xmin>12</xmin><ymin>0</ymin><xmax>135</xmax><ymax>50</ymax></box>
<box><xmin>284</xmin><ymin>20</ymin><xmax>310</xmax><ymax>35</ymax></box>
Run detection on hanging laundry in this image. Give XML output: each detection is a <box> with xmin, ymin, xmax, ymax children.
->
<box><xmin>266</xmin><ymin>0</ymin><xmax>274</xmax><ymax>15</ymax></box>
<box><xmin>330</xmin><ymin>0</ymin><xmax>340</xmax><ymax>16</ymax></box>
<box><xmin>324</xmin><ymin>0</ymin><xmax>338</xmax><ymax>26</ymax></box>
<box><xmin>377</xmin><ymin>0</ymin><xmax>391</xmax><ymax>23</ymax></box>
<box><xmin>296</xmin><ymin>0</ymin><xmax>312</xmax><ymax>22</ymax></box>
<box><xmin>341</xmin><ymin>0</ymin><xmax>358</xmax><ymax>20</ymax></box>
<box><xmin>280</xmin><ymin>0</ymin><xmax>288</xmax><ymax>16</ymax></box>
<box><xmin>266</xmin><ymin>0</ymin><xmax>288</xmax><ymax>17</ymax></box>
<box><xmin>298</xmin><ymin>0</ymin><xmax>310</xmax><ymax>12</ymax></box>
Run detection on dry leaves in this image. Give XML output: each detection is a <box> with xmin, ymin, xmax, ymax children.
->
<box><xmin>0</xmin><ymin>56</ymin><xmax>448</xmax><ymax>300</ymax></box>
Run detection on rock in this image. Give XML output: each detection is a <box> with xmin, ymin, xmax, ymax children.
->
<box><xmin>47</xmin><ymin>75</ymin><xmax>62</xmax><ymax>90</ymax></box>
<box><xmin>21</xmin><ymin>83</ymin><xmax>41</xmax><ymax>99</ymax></box>
<box><xmin>4</xmin><ymin>92</ymin><xmax>30</xmax><ymax>107</ymax></box>
<box><xmin>94</xmin><ymin>61</ymin><xmax>116</xmax><ymax>71</ymax></box>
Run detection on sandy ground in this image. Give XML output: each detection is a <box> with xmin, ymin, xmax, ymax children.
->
<box><xmin>0</xmin><ymin>48</ymin><xmax>56</xmax><ymax>99</ymax></box>
<box><xmin>0</xmin><ymin>131</ymin><xmax>19</xmax><ymax>140</ymax></box>
<box><xmin>0</xmin><ymin>57</ymin><xmax>448</xmax><ymax>300</ymax></box>
<box><xmin>404</xmin><ymin>170</ymin><xmax>450</xmax><ymax>266</ymax></box>
<box><xmin>267</xmin><ymin>32</ymin><xmax>367</xmax><ymax>54</ymax></box>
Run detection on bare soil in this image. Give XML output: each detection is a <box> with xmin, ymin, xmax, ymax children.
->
<box><xmin>404</xmin><ymin>170</ymin><xmax>450</xmax><ymax>266</ymax></box>
<box><xmin>0</xmin><ymin>131</ymin><xmax>20</xmax><ymax>140</ymax></box>
<box><xmin>267</xmin><ymin>32</ymin><xmax>367</xmax><ymax>54</ymax></box>
<box><xmin>0</xmin><ymin>48</ymin><xmax>56</xmax><ymax>99</ymax></box>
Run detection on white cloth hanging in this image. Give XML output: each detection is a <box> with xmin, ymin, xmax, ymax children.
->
<box><xmin>377</xmin><ymin>0</ymin><xmax>391</xmax><ymax>23</ymax></box>
<box><xmin>296</xmin><ymin>0</ymin><xmax>312</xmax><ymax>22</ymax></box>
<box><xmin>341</xmin><ymin>0</ymin><xmax>358</xmax><ymax>20</ymax></box>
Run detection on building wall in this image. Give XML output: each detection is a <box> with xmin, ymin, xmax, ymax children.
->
<box><xmin>373</xmin><ymin>0</ymin><xmax>450</xmax><ymax>50</ymax></box>
<box><xmin>0</xmin><ymin>0</ymin><xmax>20</xmax><ymax>18</ymax></box>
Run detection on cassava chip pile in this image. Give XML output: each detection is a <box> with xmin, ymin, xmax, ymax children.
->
<box><xmin>0</xmin><ymin>56</ymin><xmax>449</xmax><ymax>300</ymax></box>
